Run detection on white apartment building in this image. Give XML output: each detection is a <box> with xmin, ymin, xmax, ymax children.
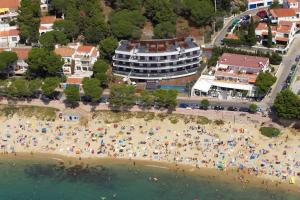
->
<box><xmin>191</xmin><ymin>53</ymin><xmax>269</xmax><ymax>98</ymax></box>
<box><xmin>40</xmin><ymin>0</ymin><xmax>50</xmax><ymax>14</ymax></box>
<box><xmin>247</xmin><ymin>0</ymin><xmax>283</xmax><ymax>9</ymax></box>
<box><xmin>0</xmin><ymin>27</ymin><xmax>19</xmax><ymax>47</ymax></box>
<box><xmin>55</xmin><ymin>43</ymin><xmax>99</xmax><ymax>78</ymax></box>
<box><xmin>256</xmin><ymin>21</ymin><xmax>297</xmax><ymax>46</ymax></box>
<box><xmin>0</xmin><ymin>0</ymin><xmax>19</xmax><ymax>24</ymax></box>
<box><xmin>112</xmin><ymin>37</ymin><xmax>201</xmax><ymax>80</ymax></box>
<box><xmin>39</xmin><ymin>16</ymin><xmax>62</xmax><ymax>35</ymax></box>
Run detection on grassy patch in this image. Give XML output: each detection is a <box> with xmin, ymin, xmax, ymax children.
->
<box><xmin>260</xmin><ymin>127</ymin><xmax>281</xmax><ymax>137</ymax></box>
<box><xmin>0</xmin><ymin>105</ymin><xmax>58</xmax><ymax>121</ymax></box>
<box><xmin>196</xmin><ymin>116</ymin><xmax>212</xmax><ymax>125</ymax></box>
<box><xmin>168</xmin><ymin>115</ymin><xmax>179</xmax><ymax>124</ymax></box>
<box><xmin>214</xmin><ymin>119</ymin><xmax>224</xmax><ymax>126</ymax></box>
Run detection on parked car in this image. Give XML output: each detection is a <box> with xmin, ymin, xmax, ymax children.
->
<box><xmin>179</xmin><ymin>103</ymin><xmax>189</xmax><ymax>108</ymax></box>
<box><xmin>228</xmin><ymin>106</ymin><xmax>238</xmax><ymax>111</ymax></box>
<box><xmin>257</xmin><ymin>10</ymin><xmax>267</xmax><ymax>19</ymax></box>
<box><xmin>295</xmin><ymin>55</ymin><xmax>300</xmax><ymax>62</ymax></box>
<box><xmin>239</xmin><ymin>107</ymin><xmax>249</xmax><ymax>112</ymax></box>
<box><xmin>190</xmin><ymin>104</ymin><xmax>200</xmax><ymax>109</ymax></box>
<box><xmin>241</xmin><ymin>15</ymin><xmax>250</xmax><ymax>21</ymax></box>
<box><xmin>214</xmin><ymin>105</ymin><xmax>224</xmax><ymax>110</ymax></box>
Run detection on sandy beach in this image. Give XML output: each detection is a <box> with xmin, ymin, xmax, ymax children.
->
<box><xmin>0</xmin><ymin>110</ymin><xmax>299</xmax><ymax>193</ymax></box>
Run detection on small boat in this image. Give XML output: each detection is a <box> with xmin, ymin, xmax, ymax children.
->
<box><xmin>100</xmin><ymin>197</ymin><xmax>106</xmax><ymax>200</ymax></box>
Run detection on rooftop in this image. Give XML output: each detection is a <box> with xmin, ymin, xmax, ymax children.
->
<box><xmin>40</xmin><ymin>16</ymin><xmax>62</xmax><ymax>24</ymax></box>
<box><xmin>116</xmin><ymin>37</ymin><xmax>198</xmax><ymax>53</ymax></box>
<box><xmin>11</xmin><ymin>48</ymin><xmax>31</xmax><ymax>60</ymax></box>
<box><xmin>77</xmin><ymin>45</ymin><xmax>94</xmax><ymax>53</ymax></box>
<box><xmin>0</xmin><ymin>29</ymin><xmax>19</xmax><ymax>37</ymax></box>
<box><xmin>270</xmin><ymin>8</ymin><xmax>296</xmax><ymax>18</ymax></box>
<box><xmin>218</xmin><ymin>53</ymin><xmax>269</xmax><ymax>69</ymax></box>
<box><xmin>55</xmin><ymin>47</ymin><xmax>75</xmax><ymax>57</ymax></box>
<box><xmin>0</xmin><ymin>0</ymin><xmax>20</xmax><ymax>10</ymax></box>
<box><xmin>66</xmin><ymin>77</ymin><xmax>83</xmax><ymax>85</ymax></box>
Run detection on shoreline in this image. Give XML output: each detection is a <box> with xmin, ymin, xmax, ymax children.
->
<box><xmin>1</xmin><ymin>152</ymin><xmax>299</xmax><ymax>195</ymax></box>
<box><xmin>0</xmin><ymin>109</ymin><xmax>299</xmax><ymax>195</ymax></box>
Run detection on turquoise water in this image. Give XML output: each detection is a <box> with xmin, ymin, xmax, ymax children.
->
<box><xmin>0</xmin><ymin>157</ymin><xmax>298</xmax><ymax>200</ymax></box>
<box><xmin>160</xmin><ymin>85</ymin><xmax>186</xmax><ymax>93</ymax></box>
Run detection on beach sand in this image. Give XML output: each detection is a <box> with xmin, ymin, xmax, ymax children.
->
<box><xmin>0</xmin><ymin>110</ymin><xmax>299</xmax><ymax>194</ymax></box>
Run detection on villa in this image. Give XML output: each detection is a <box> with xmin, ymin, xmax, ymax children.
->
<box><xmin>191</xmin><ymin>53</ymin><xmax>269</xmax><ymax>98</ymax></box>
<box><xmin>112</xmin><ymin>37</ymin><xmax>201</xmax><ymax>81</ymax></box>
<box><xmin>0</xmin><ymin>0</ymin><xmax>20</xmax><ymax>25</ymax></box>
<box><xmin>39</xmin><ymin>16</ymin><xmax>62</xmax><ymax>35</ymax></box>
<box><xmin>54</xmin><ymin>43</ymin><xmax>99</xmax><ymax>78</ymax></box>
<box><xmin>0</xmin><ymin>27</ymin><xmax>19</xmax><ymax>48</ymax></box>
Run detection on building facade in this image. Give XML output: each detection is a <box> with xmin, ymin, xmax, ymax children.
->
<box><xmin>55</xmin><ymin>43</ymin><xmax>99</xmax><ymax>78</ymax></box>
<box><xmin>247</xmin><ymin>0</ymin><xmax>283</xmax><ymax>9</ymax></box>
<box><xmin>112</xmin><ymin>37</ymin><xmax>201</xmax><ymax>80</ymax></box>
<box><xmin>191</xmin><ymin>53</ymin><xmax>269</xmax><ymax>98</ymax></box>
<box><xmin>0</xmin><ymin>0</ymin><xmax>19</xmax><ymax>24</ymax></box>
<box><xmin>0</xmin><ymin>27</ymin><xmax>19</xmax><ymax>47</ymax></box>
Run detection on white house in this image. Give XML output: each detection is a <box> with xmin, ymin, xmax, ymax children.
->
<box><xmin>0</xmin><ymin>0</ymin><xmax>20</xmax><ymax>24</ymax></box>
<box><xmin>55</xmin><ymin>43</ymin><xmax>99</xmax><ymax>78</ymax></box>
<box><xmin>0</xmin><ymin>27</ymin><xmax>19</xmax><ymax>47</ymax></box>
<box><xmin>191</xmin><ymin>53</ymin><xmax>269</xmax><ymax>98</ymax></box>
<box><xmin>269</xmin><ymin>8</ymin><xmax>298</xmax><ymax>23</ymax></box>
<box><xmin>39</xmin><ymin>16</ymin><xmax>62</xmax><ymax>35</ymax></box>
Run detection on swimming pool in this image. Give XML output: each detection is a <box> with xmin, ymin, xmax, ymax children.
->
<box><xmin>160</xmin><ymin>85</ymin><xmax>186</xmax><ymax>93</ymax></box>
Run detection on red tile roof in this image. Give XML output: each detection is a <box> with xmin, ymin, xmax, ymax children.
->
<box><xmin>66</xmin><ymin>77</ymin><xmax>83</xmax><ymax>85</ymax></box>
<box><xmin>218</xmin><ymin>53</ymin><xmax>269</xmax><ymax>69</ymax></box>
<box><xmin>11</xmin><ymin>48</ymin><xmax>30</xmax><ymax>60</ymax></box>
<box><xmin>40</xmin><ymin>16</ymin><xmax>62</xmax><ymax>24</ymax></box>
<box><xmin>225</xmin><ymin>33</ymin><xmax>239</xmax><ymax>40</ymax></box>
<box><xmin>275</xmin><ymin>37</ymin><xmax>289</xmax><ymax>42</ymax></box>
<box><xmin>0</xmin><ymin>0</ymin><xmax>19</xmax><ymax>10</ymax></box>
<box><xmin>270</xmin><ymin>8</ymin><xmax>296</xmax><ymax>18</ymax></box>
<box><xmin>77</xmin><ymin>45</ymin><xmax>94</xmax><ymax>53</ymax></box>
<box><xmin>0</xmin><ymin>29</ymin><xmax>19</xmax><ymax>37</ymax></box>
<box><xmin>55</xmin><ymin>47</ymin><xmax>75</xmax><ymax>57</ymax></box>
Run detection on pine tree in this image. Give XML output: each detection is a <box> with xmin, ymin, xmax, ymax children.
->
<box><xmin>267</xmin><ymin>24</ymin><xmax>273</xmax><ymax>48</ymax></box>
<box><xmin>247</xmin><ymin>17</ymin><xmax>256</xmax><ymax>46</ymax></box>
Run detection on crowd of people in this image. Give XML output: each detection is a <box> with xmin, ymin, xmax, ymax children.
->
<box><xmin>0</xmin><ymin>113</ymin><xmax>299</xmax><ymax>187</ymax></box>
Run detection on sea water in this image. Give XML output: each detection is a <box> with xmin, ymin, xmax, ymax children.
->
<box><xmin>0</xmin><ymin>157</ymin><xmax>298</xmax><ymax>200</ymax></box>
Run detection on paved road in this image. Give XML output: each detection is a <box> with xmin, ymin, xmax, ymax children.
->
<box><xmin>213</xmin><ymin>7</ymin><xmax>267</xmax><ymax>46</ymax></box>
<box><xmin>265</xmin><ymin>37</ymin><xmax>300</xmax><ymax>105</ymax></box>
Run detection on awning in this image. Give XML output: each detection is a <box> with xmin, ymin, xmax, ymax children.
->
<box><xmin>192</xmin><ymin>78</ymin><xmax>212</xmax><ymax>93</ymax></box>
<box><xmin>0</xmin><ymin>8</ymin><xmax>9</xmax><ymax>13</ymax></box>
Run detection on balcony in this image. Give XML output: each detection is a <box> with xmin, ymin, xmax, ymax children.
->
<box><xmin>113</xmin><ymin>66</ymin><xmax>199</xmax><ymax>80</ymax></box>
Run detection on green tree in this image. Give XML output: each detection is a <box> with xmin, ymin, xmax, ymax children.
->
<box><xmin>267</xmin><ymin>24</ymin><xmax>273</xmax><ymax>48</ymax></box>
<box><xmin>93</xmin><ymin>60</ymin><xmax>109</xmax><ymax>74</ymax></box>
<box><xmin>39</xmin><ymin>30</ymin><xmax>69</xmax><ymax>50</ymax></box>
<box><xmin>53</xmin><ymin>20</ymin><xmax>79</xmax><ymax>41</ymax></box>
<box><xmin>114</xmin><ymin>0</ymin><xmax>143</xmax><ymax>10</ymax></box>
<box><xmin>95</xmin><ymin>73</ymin><xmax>109</xmax><ymax>87</ymax></box>
<box><xmin>270</xmin><ymin>0</ymin><xmax>281</xmax><ymax>9</ymax></box>
<box><xmin>249</xmin><ymin>104</ymin><xmax>258</xmax><ymax>113</ymax></box>
<box><xmin>274</xmin><ymin>89</ymin><xmax>300</xmax><ymax>119</ymax></box>
<box><xmin>99</xmin><ymin>37</ymin><xmax>118</xmax><ymax>60</ymax></box>
<box><xmin>153</xmin><ymin>89</ymin><xmax>178</xmax><ymax>109</ymax></box>
<box><xmin>17</xmin><ymin>0</ymin><xmax>40</xmax><ymax>44</ymax></box>
<box><xmin>82</xmin><ymin>78</ymin><xmax>103</xmax><ymax>102</ymax></box>
<box><xmin>27</xmin><ymin>48</ymin><xmax>64</xmax><ymax>78</ymax></box>
<box><xmin>28</xmin><ymin>79</ymin><xmax>42</xmax><ymax>97</ymax></box>
<box><xmin>200</xmin><ymin>99</ymin><xmax>210</xmax><ymax>110</ymax></box>
<box><xmin>255</xmin><ymin>72</ymin><xmax>277</xmax><ymax>96</ymax></box>
<box><xmin>109</xmin><ymin>84</ymin><xmax>136</xmax><ymax>109</ymax></box>
<box><xmin>144</xmin><ymin>0</ymin><xmax>177</xmax><ymax>24</ymax></box>
<box><xmin>139</xmin><ymin>90</ymin><xmax>154</xmax><ymax>108</ymax></box>
<box><xmin>64</xmin><ymin>85</ymin><xmax>80</xmax><ymax>107</ymax></box>
<box><xmin>42</xmin><ymin>77</ymin><xmax>60</xmax><ymax>97</ymax></box>
<box><xmin>270</xmin><ymin>52</ymin><xmax>282</xmax><ymax>65</ymax></box>
<box><xmin>183</xmin><ymin>0</ymin><xmax>214</xmax><ymax>26</ymax></box>
<box><xmin>0</xmin><ymin>51</ymin><xmax>18</xmax><ymax>74</ymax></box>
<box><xmin>110</xmin><ymin>10</ymin><xmax>146</xmax><ymax>39</ymax></box>
<box><xmin>7</xmin><ymin>79</ymin><xmax>30</xmax><ymax>97</ymax></box>
<box><xmin>247</xmin><ymin>17</ymin><xmax>256</xmax><ymax>46</ymax></box>
<box><xmin>153</xmin><ymin>22</ymin><xmax>176</xmax><ymax>39</ymax></box>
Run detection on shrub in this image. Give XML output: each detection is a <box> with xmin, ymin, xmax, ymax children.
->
<box><xmin>260</xmin><ymin>127</ymin><xmax>281</xmax><ymax>137</ymax></box>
